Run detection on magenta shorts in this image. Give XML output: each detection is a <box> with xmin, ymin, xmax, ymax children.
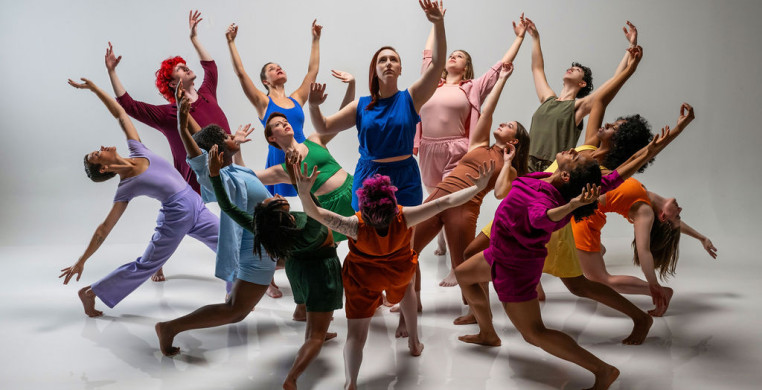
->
<box><xmin>418</xmin><ymin>135</ymin><xmax>469</xmax><ymax>188</ymax></box>
<box><xmin>484</xmin><ymin>248</ymin><xmax>545</xmax><ymax>303</ymax></box>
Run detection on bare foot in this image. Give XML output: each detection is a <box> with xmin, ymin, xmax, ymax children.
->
<box><xmin>457</xmin><ymin>333</ymin><xmax>501</xmax><ymax>346</ymax></box>
<box><xmin>396</xmin><ymin>316</ymin><xmax>408</xmax><ymax>338</ymax></box>
<box><xmin>622</xmin><ymin>313</ymin><xmax>653</xmax><ymax>345</ymax></box>
<box><xmin>266</xmin><ymin>282</ymin><xmax>283</xmax><ymax>299</ymax></box>
<box><xmin>438</xmin><ymin>270</ymin><xmax>458</xmax><ymax>287</ymax></box>
<box><xmin>434</xmin><ymin>233</ymin><xmax>447</xmax><ymax>256</ymax></box>
<box><xmin>390</xmin><ymin>304</ymin><xmax>400</xmax><ymax>313</ymax></box>
<box><xmin>78</xmin><ymin>287</ymin><xmax>103</xmax><ymax>317</ymax></box>
<box><xmin>151</xmin><ymin>267</ymin><xmax>166</xmax><ymax>282</ymax></box>
<box><xmin>587</xmin><ymin>364</ymin><xmax>619</xmax><ymax>390</ymax></box>
<box><xmin>453</xmin><ymin>313</ymin><xmax>477</xmax><ymax>325</ymax></box>
<box><xmin>536</xmin><ymin>281</ymin><xmax>546</xmax><ymax>301</ymax></box>
<box><xmin>648</xmin><ymin>287</ymin><xmax>674</xmax><ymax>317</ymax></box>
<box><xmin>292</xmin><ymin>304</ymin><xmax>306</xmax><ymax>321</ymax></box>
<box><xmin>382</xmin><ymin>292</ymin><xmax>395</xmax><ymax>307</ymax></box>
<box><xmin>408</xmin><ymin>340</ymin><xmax>424</xmax><ymax>356</ymax></box>
<box><xmin>322</xmin><ymin>332</ymin><xmax>338</xmax><ymax>342</ymax></box>
<box><xmin>155</xmin><ymin>322</ymin><xmax>180</xmax><ymax>357</ymax></box>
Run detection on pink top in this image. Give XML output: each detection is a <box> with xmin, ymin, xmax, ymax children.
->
<box><xmin>414</xmin><ymin>50</ymin><xmax>503</xmax><ymax>148</ymax></box>
<box><xmin>484</xmin><ymin>171</ymin><xmax>623</xmax><ymax>263</ymax></box>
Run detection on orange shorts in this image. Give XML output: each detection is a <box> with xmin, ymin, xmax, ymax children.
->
<box><xmin>342</xmin><ymin>257</ymin><xmax>417</xmax><ymax>319</ymax></box>
<box><xmin>571</xmin><ymin>210</ymin><xmax>607</xmax><ymax>252</ymax></box>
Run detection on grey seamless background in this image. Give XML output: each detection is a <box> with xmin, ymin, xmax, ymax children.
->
<box><xmin>0</xmin><ymin>0</ymin><xmax>757</xmax><ymax>248</ymax></box>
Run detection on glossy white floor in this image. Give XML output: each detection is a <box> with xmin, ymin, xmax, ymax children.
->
<box><xmin>3</xmin><ymin>234</ymin><xmax>759</xmax><ymax>390</ymax></box>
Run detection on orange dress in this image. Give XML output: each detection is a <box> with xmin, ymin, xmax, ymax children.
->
<box><xmin>343</xmin><ymin>206</ymin><xmax>418</xmax><ymax>319</ymax></box>
<box><xmin>572</xmin><ymin>178</ymin><xmax>651</xmax><ymax>252</ymax></box>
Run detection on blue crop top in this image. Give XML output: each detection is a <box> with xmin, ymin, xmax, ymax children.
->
<box><xmin>355</xmin><ymin>89</ymin><xmax>420</xmax><ymax>160</ymax></box>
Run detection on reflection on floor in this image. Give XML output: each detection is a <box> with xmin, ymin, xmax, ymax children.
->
<box><xmin>3</xmin><ymin>236</ymin><xmax>760</xmax><ymax>389</ymax></box>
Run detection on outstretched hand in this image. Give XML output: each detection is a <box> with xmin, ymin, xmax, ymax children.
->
<box><xmin>626</xmin><ymin>45</ymin><xmax>643</xmax><ymax>68</ymax></box>
<box><xmin>311</xmin><ymin>19</ymin><xmax>323</xmax><ymax>39</ymax></box>
<box><xmin>189</xmin><ymin>10</ymin><xmax>203</xmax><ymax>38</ymax></box>
<box><xmin>523</xmin><ymin>16</ymin><xmax>538</xmax><ymax>38</ymax></box>
<box><xmin>623</xmin><ymin>21</ymin><xmax>638</xmax><ymax>47</ymax></box>
<box><xmin>68</xmin><ymin>77</ymin><xmax>96</xmax><ymax>91</ymax></box>
<box><xmin>513</xmin><ymin>13</ymin><xmax>527</xmax><ymax>37</ymax></box>
<box><xmin>571</xmin><ymin>183</ymin><xmax>601</xmax><ymax>207</ymax></box>
<box><xmin>59</xmin><ymin>262</ymin><xmax>84</xmax><ymax>285</ymax></box>
<box><xmin>331</xmin><ymin>70</ymin><xmax>355</xmax><ymax>84</ymax></box>
<box><xmin>105</xmin><ymin>42</ymin><xmax>122</xmax><ymax>71</ymax></box>
<box><xmin>291</xmin><ymin>160</ymin><xmax>319</xmax><ymax>194</ymax></box>
<box><xmin>233</xmin><ymin>123</ymin><xmax>253</xmax><ymax>146</ymax></box>
<box><xmin>208</xmin><ymin>144</ymin><xmax>225</xmax><ymax>177</ymax></box>
<box><xmin>676</xmin><ymin>103</ymin><xmax>695</xmax><ymax>129</ymax></box>
<box><xmin>419</xmin><ymin>0</ymin><xmax>444</xmax><ymax>24</ymax></box>
<box><xmin>308</xmin><ymin>83</ymin><xmax>328</xmax><ymax>106</ymax></box>
<box><xmin>176</xmin><ymin>80</ymin><xmax>190</xmax><ymax>117</ymax></box>
<box><xmin>702</xmin><ymin>237</ymin><xmax>718</xmax><ymax>259</ymax></box>
<box><xmin>466</xmin><ymin>160</ymin><xmax>496</xmax><ymax>190</ymax></box>
<box><xmin>226</xmin><ymin>23</ymin><xmax>238</xmax><ymax>43</ymax></box>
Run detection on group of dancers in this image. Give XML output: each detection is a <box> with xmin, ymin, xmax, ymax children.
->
<box><xmin>59</xmin><ymin>2</ymin><xmax>717</xmax><ymax>389</ymax></box>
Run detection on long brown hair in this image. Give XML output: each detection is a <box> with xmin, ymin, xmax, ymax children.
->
<box><xmin>632</xmin><ymin>219</ymin><xmax>681</xmax><ymax>280</ymax></box>
<box><xmin>366</xmin><ymin>46</ymin><xmax>400</xmax><ymax>110</ymax></box>
<box><xmin>511</xmin><ymin>122</ymin><xmax>530</xmax><ymax>176</ymax></box>
<box><xmin>441</xmin><ymin>49</ymin><xmax>474</xmax><ymax>81</ymax></box>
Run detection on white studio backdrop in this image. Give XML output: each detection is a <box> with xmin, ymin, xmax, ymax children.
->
<box><xmin>0</xmin><ymin>0</ymin><xmax>758</xmax><ymax>248</ymax></box>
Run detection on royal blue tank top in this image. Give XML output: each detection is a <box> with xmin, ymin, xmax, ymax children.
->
<box><xmin>355</xmin><ymin>89</ymin><xmax>420</xmax><ymax>160</ymax></box>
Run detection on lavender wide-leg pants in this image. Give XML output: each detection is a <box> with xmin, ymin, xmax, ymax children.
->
<box><xmin>91</xmin><ymin>187</ymin><xmax>219</xmax><ymax>308</ymax></box>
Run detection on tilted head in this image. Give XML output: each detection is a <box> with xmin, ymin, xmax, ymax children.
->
<box><xmin>253</xmin><ymin>195</ymin><xmax>298</xmax><ymax>260</ymax></box>
<box><xmin>357</xmin><ymin>174</ymin><xmax>399</xmax><ymax>229</ymax></box>
<box><xmin>260</xmin><ymin>62</ymin><xmax>287</xmax><ymax>95</ymax></box>
<box><xmin>494</xmin><ymin>121</ymin><xmax>530</xmax><ymax>176</ymax></box>
<box><xmin>264</xmin><ymin>112</ymin><xmax>293</xmax><ymax>150</ymax></box>
<box><xmin>555</xmin><ymin>150</ymin><xmax>602</xmax><ymax>220</ymax></box>
<box><xmin>192</xmin><ymin>124</ymin><xmax>239</xmax><ymax>155</ymax></box>
<box><xmin>564</xmin><ymin>62</ymin><xmax>593</xmax><ymax>98</ymax></box>
<box><xmin>601</xmin><ymin>114</ymin><xmax>653</xmax><ymax>172</ymax></box>
<box><xmin>83</xmin><ymin>146</ymin><xmax>118</xmax><ymax>182</ymax></box>
<box><xmin>442</xmin><ymin>50</ymin><xmax>474</xmax><ymax>81</ymax></box>
<box><xmin>155</xmin><ymin>56</ymin><xmax>194</xmax><ymax>103</ymax></box>
<box><xmin>366</xmin><ymin>46</ymin><xmax>401</xmax><ymax>110</ymax></box>
<box><xmin>633</xmin><ymin>217</ymin><xmax>681</xmax><ymax>280</ymax></box>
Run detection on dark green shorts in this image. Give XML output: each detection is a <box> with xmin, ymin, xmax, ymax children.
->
<box><xmin>316</xmin><ymin>174</ymin><xmax>355</xmax><ymax>242</ymax></box>
<box><xmin>286</xmin><ymin>247</ymin><xmax>343</xmax><ymax>312</ymax></box>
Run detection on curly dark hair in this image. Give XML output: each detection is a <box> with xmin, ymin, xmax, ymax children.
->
<box><xmin>252</xmin><ymin>198</ymin><xmax>300</xmax><ymax>260</ymax></box>
<box><xmin>192</xmin><ymin>124</ymin><xmax>228</xmax><ymax>153</ymax></box>
<box><xmin>633</xmin><ymin>218</ymin><xmax>681</xmax><ymax>280</ymax></box>
<box><xmin>602</xmin><ymin>114</ymin><xmax>654</xmax><ymax>173</ymax></box>
<box><xmin>557</xmin><ymin>158</ymin><xmax>602</xmax><ymax>220</ymax></box>
<box><xmin>571</xmin><ymin>62</ymin><xmax>593</xmax><ymax>98</ymax></box>
<box><xmin>83</xmin><ymin>154</ymin><xmax>117</xmax><ymax>183</ymax></box>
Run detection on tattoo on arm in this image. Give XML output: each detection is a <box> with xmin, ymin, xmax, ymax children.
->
<box><xmin>323</xmin><ymin>213</ymin><xmax>358</xmax><ymax>238</ymax></box>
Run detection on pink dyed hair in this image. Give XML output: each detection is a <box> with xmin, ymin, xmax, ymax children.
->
<box><xmin>356</xmin><ymin>174</ymin><xmax>398</xmax><ymax>228</ymax></box>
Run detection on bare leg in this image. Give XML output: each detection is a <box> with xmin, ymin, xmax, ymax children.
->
<box><xmin>283</xmin><ymin>311</ymin><xmax>334</xmax><ymax>390</ymax></box>
<box><xmin>155</xmin><ymin>279</ymin><xmax>268</xmax><ymax>356</ymax></box>
<box><xmin>454</xmin><ymin>252</ymin><xmax>501</xmax><ymax>346</ymax></box>
<box><xmin>536</xmin><ymin>280</ymin><xmax>546</xmax><ymax>301</ymax></box>
<box><xmin>344</xmin><ymin>317</ymin><xmax>372</xmax><ymax>390</ymax></box>
<box><xmin>151</xmin><ymin>267</ymin><xmax>166</xmax><ymax>282</ymax></box>
<box><xmin>78</xmin><ymin>286</ymin><xmax>103</xmax><ymax>317</ymax></box>
<box><xmin>292</xmin><ymin>303</ymin><xmax>307</xmax><ymax>322</ymax></box>
<box><xmin>434</xmin><ymin>230</ymin><xmax>447</xmax><ymax>256</ymax></box>
<box><xmin>561</xmin><ymin>276</ymin><xmax>653</xmax><ymax>345</ymax></box>
<box><xmin>399</xmin><ymin>278</ymin><xmax>424</xmax><ymax>355</ymax></box>
<box><xmin>267</xmin><ymin>277</ymin><xmax>283</xmax><ymax>298</ymax></box>
<box><xmin>578</xmin><ymin>249</ymin><xmax>672</xmax><ymax>318</ymax></box>
<box><xmin>503</xmin><ymin>299</ymin><xmax>619</xmax><ymax>389</ymax></box>
<box><xmin>454</xmin><ymin>233</ymin><xmax>492</xmax><ymax>326</ymax></box>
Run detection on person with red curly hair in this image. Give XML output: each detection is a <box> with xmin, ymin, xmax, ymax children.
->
<box><xmin>105</xmin><ymin>11</ymin><xmax>231</xmax><ymax>198</ymax></box>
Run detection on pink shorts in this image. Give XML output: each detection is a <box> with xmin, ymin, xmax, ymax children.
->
<box><xmin>418</xmin><ymin>136</ymin><xmax>469</xmax><ymax>188</ymax></box>
<box><xmin>484</xmin><ymin>248</ymin><xmax>544</xmax><ymax>303</ymax></box>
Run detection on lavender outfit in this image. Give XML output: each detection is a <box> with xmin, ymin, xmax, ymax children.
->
<box><xmin>116</xmin><ymin>60</ymin><xmax>231</xmax><ymax>194</ymax></box>
<box><xmin>90</xmin><ymin>140</ymin><xmax>219</xmax><ymax>308</ymax></box>
<box><xmin>484</xmin><ymin>171</ymin><xmax>623</xmax><ymax>303</ymax></box>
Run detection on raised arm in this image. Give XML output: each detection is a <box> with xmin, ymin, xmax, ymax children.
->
<box><xmin>189</xmin><ymin>10</ymin><xmax>212</xmax><ymax>61</ymax></box>
<box><xmin>291</xmin><ymin>20</ymin><xmax>323</xmax><ymax>105</ymax></box>
<box><xmin>305</xmin><ymin>70</ymin><xmax>357</xmax><ymax>145</ymax></box>
<box><xmin>208</xmin><ymin>145</ymin><xmax>255</xmax><ymax>232</ymax></box>
<box><xmin>59</xmin><ymin>201</ymin><xmax>128</xmax><ymax>284</ymax></box>
<box><xmin>583</xmin><ymin>46</ymin><xmax>643</xmax><ymax>145</ymax></box>
<box><xmin>292</xmin><ymin>160</ymin><xmax>359</xmax><ymax>240</ymax></box>
<box><xmin>525</xmin><ymin>17</ymin><xmax>555</xmax><ymax>103</ymax></box>
<box><xmin>501</xmin><ymin>14</ymin><xmax>527</xmax><ymax>64</ymax></box>
<box><xmin>546</xmin><ymin>184</ymin><xmax>599</xmax><ymax>222</ymax></box>
<box><xmin>403</xmin><ymin>161</ymin><xmax>493</xmax><ymax>226</ymax></box>
<box><xmin>68</xmin><ymin>77</ymin><xmax>140</xmax><ymax>141</ymax></box>
<box><xmin>409</xmin><ymin>0</ymin><xmax>446</xmax><ymax>112</ymax></box>
<box><xmin>225</xmin><ymin>23</ymin><xmax>269</xmax><ymax>116</ymax></box>
<box><xmin>596</xmin><ymin>21</ymin><xmax>639</xmax><ymax>93</ymax></box>
<box><xmin>493</xmin><ymin>144</ymin><xmax>517</xmax><ymax>199</ymax></box>
<box><xmin>176</xmin><ymin>82</ymin><xmax>202</xmax><ymax>158</ymax></box>
<box><xmin>680</xmin><ymin>220</ymin><xmax>717</xmax><ymax>259</ymax></box>
<box><xmin>308</xmin><ymin>82</ymin><xmax>357</xmax><ymax>135</ymax></box>
<box><xmin>469</xmin><ymin>63</ymin><xmax>513</xmax><ymax>149</ymax></box>
<box><xmin>104</xmin><ymin>42</ymin><xmax>126</xmax><ymax>97</ymax></box>
<box><xmin>230</xmin><ymin>123</ymin><xmax>253</xmax><ymax>167</ymax></box>
<box><xmin>631</xmin><ymin>204</ymin><xmax>669</xmax><ymax>315</ymax></box>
